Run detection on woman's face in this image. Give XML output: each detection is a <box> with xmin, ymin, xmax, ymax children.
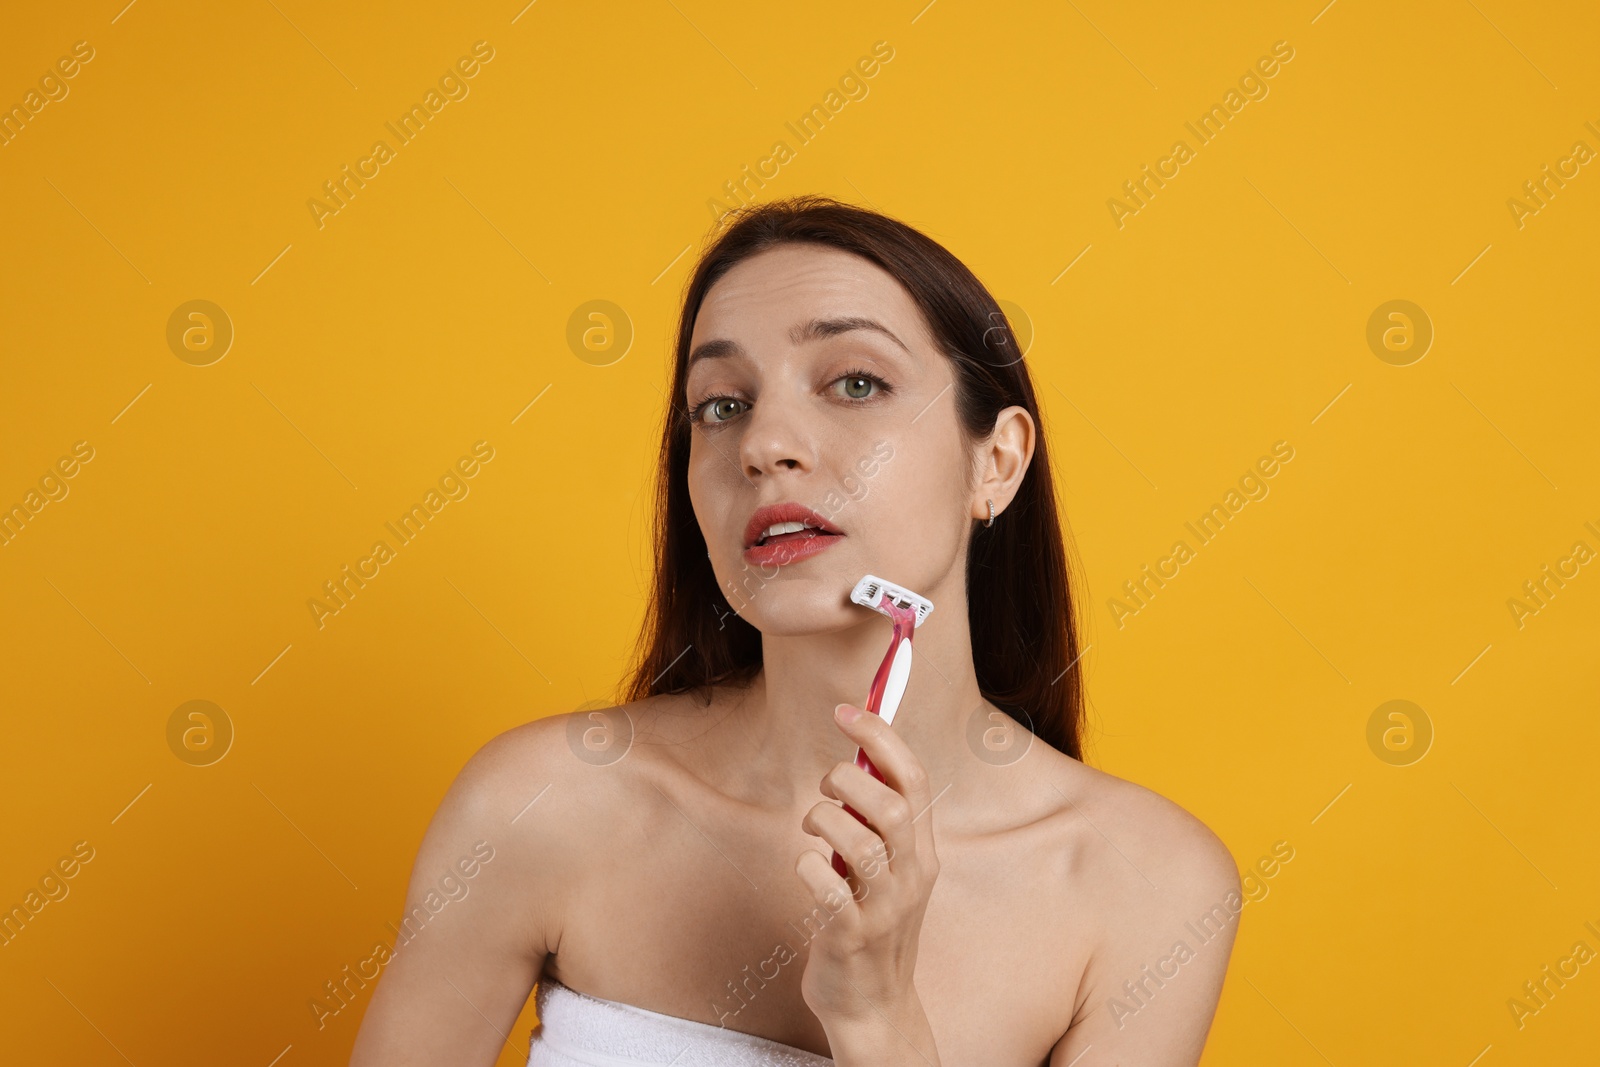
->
<box><xmin>684</xmin><ymin>242</ymin><xmax>977</xmax><ymax>635</ymax></box>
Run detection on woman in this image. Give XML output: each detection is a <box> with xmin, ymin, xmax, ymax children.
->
<box><xmin>350</xmin><ymin>196</ymin><xmax>1240</xmax><ymax>1066</ymax></box>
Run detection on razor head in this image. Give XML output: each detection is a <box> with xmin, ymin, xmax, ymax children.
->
<box><xmin>850</xmin><ymin>574</ymin><xmax>936</xmax><ymax>628</ymax></box>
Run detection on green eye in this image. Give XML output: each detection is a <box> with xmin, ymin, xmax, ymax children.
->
<box><xmin>689</xmin><ymin>395</ymin><xmax>746</xmax><ymax>424</ymax></box>
<box><xmin>689</xmin><ymin>369</ymin><xmax>890</xmax><ymax>427</ymax></box>
<box><xmin>833</xmin><ymin>369</ymin><xmax>889</xmax><ymax>401</ymax></box>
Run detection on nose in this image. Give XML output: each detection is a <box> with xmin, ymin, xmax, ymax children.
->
<box><xmin>738</xmin><ymin>392</ymin><xmax>818</xmax><ymax>480</ymax></box>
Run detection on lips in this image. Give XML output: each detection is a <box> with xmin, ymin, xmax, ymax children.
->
<box><xmin>741</xmin><ymin>502</ymin><xmax>845</xmax><ymax>568</ymax></box>
<box><xmin>742</xmin><ymin>503</ymin><xmax>845</xmax><ymax>550</ymax></box>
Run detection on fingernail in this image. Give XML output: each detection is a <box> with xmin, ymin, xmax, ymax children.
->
<box><xmin>835</xmin><ymin>703</ymin><xmax>860</xmax><ymax>724</ymax></box>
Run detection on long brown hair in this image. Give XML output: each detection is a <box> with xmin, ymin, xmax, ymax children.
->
<box><xmin>620</xmin><ymin>195</ymin><xmax>1086</xmax><ymax>761</ymax></box>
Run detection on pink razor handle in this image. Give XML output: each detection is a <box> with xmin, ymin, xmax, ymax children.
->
<box><xmin>831</xmin><ymin>593</ymin><xmax>921</xmax><ymax>882</ymax></box>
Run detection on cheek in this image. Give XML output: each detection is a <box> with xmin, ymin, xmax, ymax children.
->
<box><xmin>855</xmin><ymin>432</ymin><xmax>968</xmax><ymax>554</ymax></box>
<box><xmin>685</xmin><ymin>452</ymin><xmax>724</xmax><ymax>546</ymax></box>
<box><xmin>687</xmin><ymin>445</ymin><xmax>762</xmax><ymax>595</ymax></box>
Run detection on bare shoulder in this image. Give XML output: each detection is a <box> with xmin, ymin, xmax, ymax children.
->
<box><xmin>450</xmin><ymin>702</ymin><xmax>647</xmax><ymax>834</ymax></box>
<box><xmin>349</xmin><ymin>699</ymin><xmax>683</xmax><ymax>1063</ymax></box>
<box><xmin>447</xmin><ymin>710</ymin><xmax>580</xmax><ymax>823</ymax></box>
<box><xmin>1032</xmin><ymin>749</ymin><xmax>1241</xmax><ymax>1055</ymax></box>
<box><xmin>1039</xmin><ymin>749</ymin><xmax>1239</xmax><ymax>904</ymax></box>
<box><xmin>448</xmin><ymin>694</ymin><xmax>692</xmax><ymax>856</ymax></box>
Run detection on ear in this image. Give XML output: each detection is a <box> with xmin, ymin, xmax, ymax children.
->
<box><xmin>970</xmin><ymin>405</ymin><xmax>1035</xmax><ymax>523</ymax></box>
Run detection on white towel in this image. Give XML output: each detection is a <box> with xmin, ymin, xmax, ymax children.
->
<box><xmin>526</xmin><ymin>976</ymin><xmax>836</xmax><ymax>1067</ymax></box>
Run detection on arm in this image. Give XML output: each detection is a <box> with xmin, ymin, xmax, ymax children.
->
<box><xmin>350</xmin><ymin>722</ymin><xmax>562</xmax><ymax>1066</ymax></box>
<box><xmin>1049</xmin><ymin>800</ymin><xmax>1242</xmax><ymax>1066</ymax></box>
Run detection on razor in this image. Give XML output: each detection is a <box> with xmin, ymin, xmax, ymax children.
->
<box><xmin>831</xmin><ymin>574</ymin><xmax>936</xmax><ymax>880</ymax></box>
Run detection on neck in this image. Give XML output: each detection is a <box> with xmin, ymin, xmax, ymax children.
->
<box><xmin>710</xmin><ymin>573</ymin><xmax>987</xmax><ymax>815</ymax></box>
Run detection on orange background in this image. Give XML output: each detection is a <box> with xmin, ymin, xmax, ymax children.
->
<box><xmin>2</xmin><ymin>1</ymin><xmax>1597</xmax><ymax>1064</ymax></box>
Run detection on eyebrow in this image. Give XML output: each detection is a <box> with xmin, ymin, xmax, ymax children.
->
<box><xmin>686</xmin><ymin>316</ymin><xmax>911</xmax><ymax>370</ymax></box>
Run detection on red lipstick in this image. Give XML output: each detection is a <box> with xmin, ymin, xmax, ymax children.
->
<box><xmin>741</xmin><ymin>502</ymin><xmax>845</xmax><ymax>568</ymax></box>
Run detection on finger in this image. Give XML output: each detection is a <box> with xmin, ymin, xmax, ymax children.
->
<box><xmin>803</xmin><ymin>800</ymin><xmax>893</xmax><ymax>886</ymax></box>
<box><xmin>794</xmin><ymin>848</ymin><xmax>859</xmax><ymax>914</ymax></box>
<box><xmin>821</xmin><ymin>761</ymin><xmax>917</xmax><ymax>881</ymax></box>
<box><xmin>833</xmin><ymin>703</ymin><xmax>939</xmax><ymax>870</ymax></box>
